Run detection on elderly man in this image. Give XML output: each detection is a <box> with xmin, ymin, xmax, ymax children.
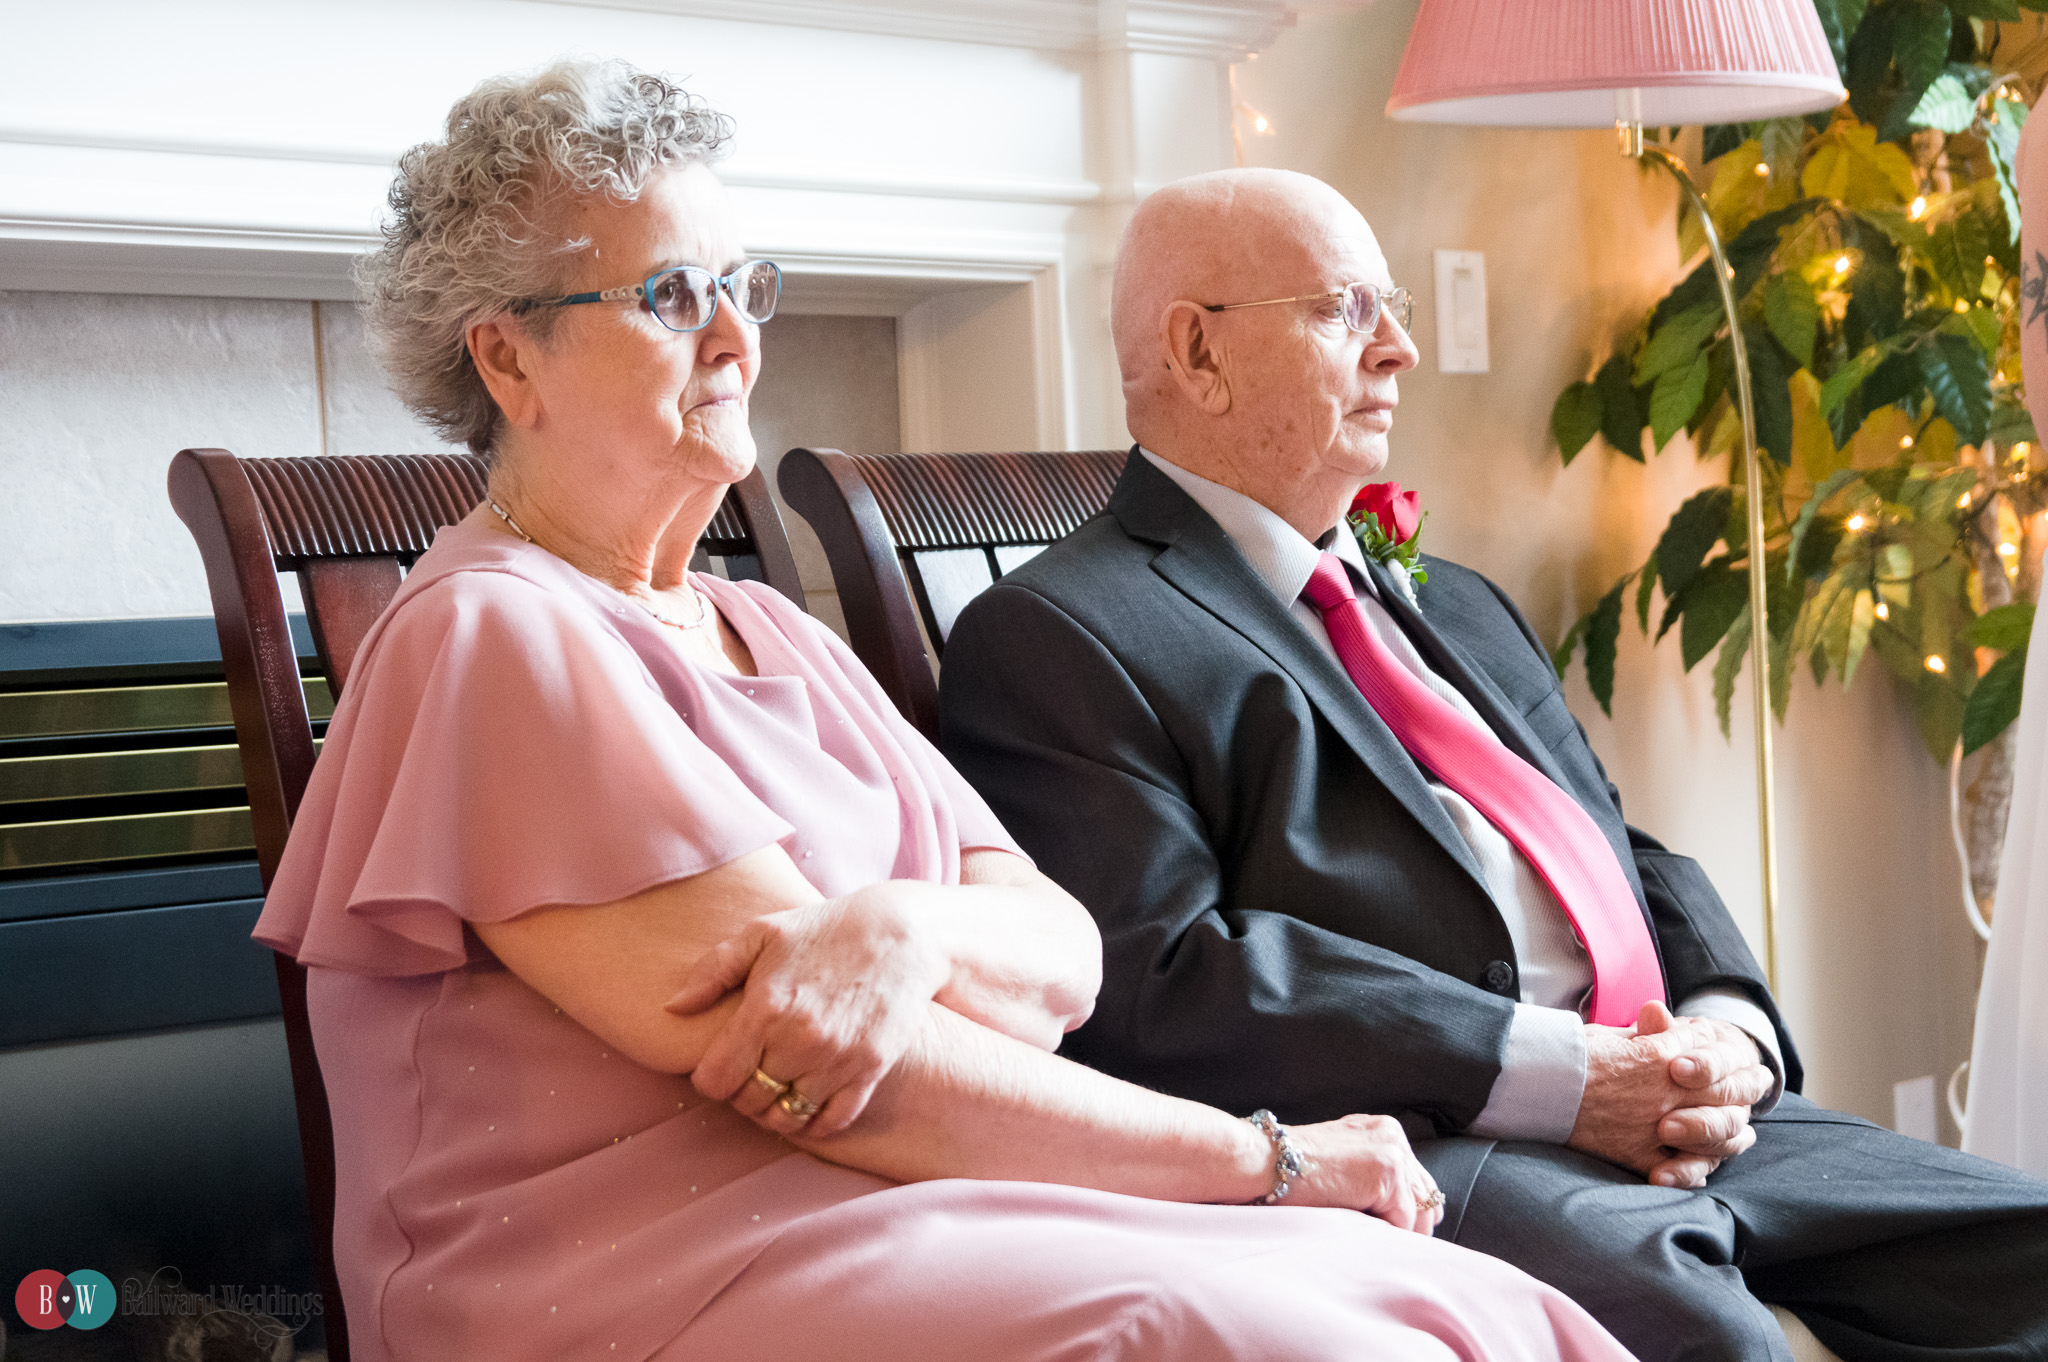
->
<box><xmin>940</xmin><ymin>168</ymin><xmax>2048</xmax><ymax>1362</ymax></box>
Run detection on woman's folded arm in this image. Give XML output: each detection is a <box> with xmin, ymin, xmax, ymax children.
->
<box><xmin>473</xmin><ymin>845</ymin><xmax>1440</xmax><ymax>1229</ymax></box>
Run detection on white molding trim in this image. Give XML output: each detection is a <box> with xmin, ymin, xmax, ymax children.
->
<box><xmin>721</xmin><ymin>162</ymin><xmax>1101</xmax><ymax>206</ymax></box>
<box><xmin>540</xmin><ymin>0</ymin><xmax>1301</xmax><ymax>58</ymax></box>
<box><xmin>0</xmin><ymin>126</ymin><xmax>1104</xmax><ymax>208</ymax></box>
<box><xmin>1122</xmin><ymin>0</ymin><xmax>1294</xmax><ymax>58</ymax></box>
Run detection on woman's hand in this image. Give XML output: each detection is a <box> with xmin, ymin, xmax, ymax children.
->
<box><xmin>666</xmin><ymin>892</ymin><xmax>952</xmax><ymax>1138</ymax></box>
<box><xmin>1281</xmin><ymin>1113</ymin><xmax>1444</xmax><ymax>1235</ymax></box>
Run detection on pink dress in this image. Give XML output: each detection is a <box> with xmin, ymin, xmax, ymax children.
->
<box><xmin>256</xmin><ymin>518</ymin><xmax>1634</xmax><ymax>1362</ymax></box>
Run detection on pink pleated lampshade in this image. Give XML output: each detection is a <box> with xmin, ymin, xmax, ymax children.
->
<box><xmin>1386</xmin><ymin>0</ymin><xmax>1845</xmax><ymax>127</ymax></box>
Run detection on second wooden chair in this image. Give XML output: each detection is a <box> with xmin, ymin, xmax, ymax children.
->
<box><xmin>776</xmin><ymin>446</ymin><xmax>1127</xmax><ymax>737</ymax></box>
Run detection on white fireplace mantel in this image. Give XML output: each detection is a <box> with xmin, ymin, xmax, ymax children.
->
<box><xmin>0</xmin><ymin>0</ymin><xmax>1369</xmax><ymax>450</ymax></box>
<box><xmin>550</xmin><ymin>0</ymin><xmax>1303</xmax><ymax>58</ymax></box>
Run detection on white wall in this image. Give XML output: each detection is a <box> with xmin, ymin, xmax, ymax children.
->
<box><xmin>0</xmin><ymin>293</ymin><xmax>902</xmax><ymax>633</ymax></box>
<box><xmin>1237</xmin><ymin>1</ymin><xmax>1984</xmax><ymax>1136</ymax></box>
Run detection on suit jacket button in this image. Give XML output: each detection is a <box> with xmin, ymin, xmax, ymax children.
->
<box><xmin>1482</xmin><ymin>960</ymin><xmax>1515</xmax><ymax>993</ymax></box>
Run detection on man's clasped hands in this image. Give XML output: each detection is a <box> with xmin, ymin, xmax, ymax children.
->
<box><xmin>1571</xmin><ymin>1004</ymin><xmax>1773</xmax><ymax>1189</ymax></box>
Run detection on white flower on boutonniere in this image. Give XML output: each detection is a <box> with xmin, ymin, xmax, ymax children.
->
<box><xmin>1347</xmin><ymin>482</ymin><xmax>1426</xmax><ymax>606</ymax></box>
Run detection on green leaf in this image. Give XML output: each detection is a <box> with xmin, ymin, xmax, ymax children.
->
<box><xmin>1714</xmin><ymin>605</ymin><xmax>1753</xmax><ymax>737</ymax></box>
<box><xmin>1764</xmin><ymin>272</ymin><xmax>1820</xmax><ymax>368</ymax></box>
<box><xmin>1917</xmin><ymin>332</ymin><xmax>1992</xmax><ymax>444</ymax></box>
<box><xmin>1988</xmin><ymin>402</ymin><xmax>2040</xmax><ymax>447</ymax></box>
<box><xmin>1655</xmin><ymin>487</ymin><xmax>1735</xmax><ymax>603</ymax></box>
<box><xmin>1813</xmin><ymin>0</ymin><xmax>1866</xmax><ymax>78</ymax></box>
<box><xmin>1962</xmin><ymin>648</ymin><xmax>2028</xmax><ymax>754</ymax></box>
<box><xmin>1889</xmin><ymin>15</ymin><xmax>1949</xmax><ymax>86</ymax></box>
<box><xmin>1680</xmin><ymin>561</ymin><xmax>1749</xmax><ymax>672</ymax></box>
<box><xmin>1884</xmin><ymin>2</ymin><xmax>1953</xmax><ymax>140</ymax></box>
<box><xmin>1930</xmin><ymin>210</ymin><xmax>1993</xmax><ymax>297</ymax></box>
<box><xmin>1820</xmin><ymin>345</ymin><xmax>1885</xmax><ymax>416</ymax></box>
<box><xmin>1766</xmin><ymin>550</ymin><xmax>1804</xmax><ymax>643</ymax></box>
<box><xmin>1635</xmin><ymin>555</ymin><xmax>1660</xmax><ymax>632</ymax></box>
<box><xmin>1585</xmin><ymin>580</ymin><xmax>1627</xmax><ymax>716</ymax></box>
<box><xmin>1702</xmin><ymin>123</ymin><xmax>1748</xmax><ymax>162</ymax></box>
<box><xmin>1845</xmin><ymin>2</ymin><xmax>1895</xmax><ymax>125</ymax></box>
<box><xmin>1745</xmin><ymin>326</ymin><xmax>1793</xmax><ymax>466</ymax></box>
<box><xmin>1956</xmin><ymin>303</ymin><xmax>2002</xmax><ymax>358</ymax></box>
<box><xmin>1842</xmin><ymin>588</ymin><xmax>1877</xmax><ymax>686</ymax></box>
<box><xmin>1771</xmin><ymin>628</ymin><xmax>1793</xmax><ymax>724</ymax></box>
<box><xmin>1650</xmin><ymin>351</ymin><xmax>1712</xmax><ymax>449</ymax></box>
<box><xmin>1949</xmin><ymin>0</ymin><xmax>2020</xmax><ymax>18</ymax></box>
<box><xmin>1841</xmin><ymin>215</ymin><xmax>1906</xmax><ymax>347</ymax></box>
<box><xmin>1595</xmin><ymin>353</ymin><xmax>1645</xmax><ymax>461</ymax></box>
<box><xmin>1909</xmin><ymin>71</ymin><xmax>1978</xmax><ymax>133</ymax></box>
<box><xmin>1551</xmin><ymin>613</ymin><xmax>1588</xmax><ymax>678</ymax></box>
<box><xmin>1985</xmin><ymin>97</ymin><xmax>2029</xmax><ymax>242</ymax></box>
<box><xmin>1787</xmin><ymin>469</ymin><xmax>1862</xmax><ymax>581</ymax></box>
<box><xmin>1652</xmin><ymin>200</ymin><xmax>1821</xmax><ymax>331</ymax></box>
<box><xmin>1919</xmin><ymin>668</ymin><xmax>1968</xmax><ymax>761</ymax></box>
<box><xmin>1636</xmin><ymin>304</ymin><xmax>1722</xmax><ymax>384</ymax></box>
<box><xmin>1552</xmin><ymin>381</ymin><xmax>1603</xmax><ymax>464</ymax></box>
<box><xmin>1970</xmin><ymin>601</ymin><xmax>2037</xmax><ymax>651</ymax></box>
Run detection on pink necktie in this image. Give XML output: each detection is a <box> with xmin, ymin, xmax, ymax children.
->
<box><xmin>1301</xmin><ymin>555</ymin><xmax>1665</xmax><ymax>1026</ymax></box>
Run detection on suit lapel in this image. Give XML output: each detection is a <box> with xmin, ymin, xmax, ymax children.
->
<box><xmin>1109</xmin><ymin>455</ymin><xmax>1494</xmax><ymax>898</ymax></box>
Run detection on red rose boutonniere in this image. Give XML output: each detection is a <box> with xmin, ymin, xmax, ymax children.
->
<box><xmin>1347</xmin><ymin>482</ymin><xmax>1428</xmax><ymax>594</ymax></box>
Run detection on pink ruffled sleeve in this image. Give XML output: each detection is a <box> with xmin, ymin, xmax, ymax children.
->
<box><xmin>257</xmin><ymin>570</ymin><xmax>792</xmax><ymax>975</ymax></box>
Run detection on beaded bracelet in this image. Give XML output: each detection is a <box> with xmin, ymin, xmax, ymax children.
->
<box><xmin>1244</xmin><ymin>1108</ymin><xmax>1308</xmax><ymax>1205</ymax></box>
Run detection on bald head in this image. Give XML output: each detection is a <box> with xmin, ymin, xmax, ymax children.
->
<box><xmin>1108</xmin><ymin>168</ymin><xmax>1417</xmax><ymax>541</ymax></box>
<box><xmin>1112</xmin><ymin>169</ymin><xmax>1377</xmax><ymax>397</ymax></box>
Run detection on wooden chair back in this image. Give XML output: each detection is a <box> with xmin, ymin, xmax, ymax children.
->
<box><xmin>776</xmin><ymin>447</ymin><xmax>1125</xmax><ymax>736</ymax></box>
<box><xmin>166</xmin><ymin>449</ymin><xmax>803</xmax><ymax>1362</ymax></box>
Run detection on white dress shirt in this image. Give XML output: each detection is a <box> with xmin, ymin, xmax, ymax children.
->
<box><xmin>1140</xmin><ymin>450</ymin><xmax>1783</xmax><ymax>1139</ymax></box>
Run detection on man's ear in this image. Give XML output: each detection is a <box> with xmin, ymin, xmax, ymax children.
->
<box><xmin>467</xmin><ymin>315</ymin><xmax>544</xmax><ymax>431</ymax></box>
<box><xmin>1160</xmin><ymin>301</ymin><xmax>1232</xmax><ymax>416</ymax></box>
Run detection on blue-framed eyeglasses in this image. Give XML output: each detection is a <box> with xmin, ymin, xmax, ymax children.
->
<box><xmin>1202</xmin><ymin>281</ymin><xmax>1412</xmax><ymax>335</ymax></box>
<box><xmin>523</xmin><ymin>260</ymin><xmax>782</xmax><ymax>333</ymax></box>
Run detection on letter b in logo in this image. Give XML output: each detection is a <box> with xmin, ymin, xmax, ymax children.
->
<box><xmin>15</xmin><ymin>1270</ymin><xmax>69</xmax><ymax>1329</ymax></box>
<box><xmin>15</xmin><ymin>1269</ymin><xmax>114</xmax><ymax>1331</ymax></box>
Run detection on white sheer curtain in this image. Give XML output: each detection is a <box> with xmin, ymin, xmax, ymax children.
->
<box><xmin>1965</xmin><ymin>111</ymin><xmax>2048</xmax><ymax>1179</ymax></box>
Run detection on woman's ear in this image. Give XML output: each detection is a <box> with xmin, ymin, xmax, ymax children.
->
<box><xmin>1160</xmin><ymin>301</ymin><xmax>1232</xmax><ymax>416</ymax></box>
<box><xmin>467</xmin><ymin>315</ymin><xmax>544</xmax><ymax>432</ymax></box>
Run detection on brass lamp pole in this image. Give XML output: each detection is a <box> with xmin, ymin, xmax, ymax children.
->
<box><xmin>1626</xmin><ymin>126</ymin><xmax>1781</xmax><ymax>989</ymax></box>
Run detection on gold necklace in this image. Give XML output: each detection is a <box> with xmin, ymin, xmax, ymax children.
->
<box><xmin>487</xmin><ymin>497</ymin><xmax>714</xmax><ymax>632</ymax></box>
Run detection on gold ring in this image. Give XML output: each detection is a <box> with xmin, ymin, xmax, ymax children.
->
<box><xmin>777</xmin><ymin>1089</ymin><xmax>821</xmax><ymax>1122</ymax></box>
<box><xmin>750</xmin><ymin>1068</ymin><xmax>791</xmax><ymax>1098</ymax></box>
<box><xmin>1420</xmin><ymin>1188</ymin><xmax>1446</xmax><ymax>1213</ymax></box>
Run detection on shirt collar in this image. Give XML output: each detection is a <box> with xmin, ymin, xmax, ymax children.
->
<box><xmin>1139</xmin><ymin>447</ymin><xmax>1373</xmax><ymax>606</ymax></box>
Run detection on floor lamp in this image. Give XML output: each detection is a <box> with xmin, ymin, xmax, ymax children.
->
<box><xmin>1385</xmin><ymin>0</ymin><xmax>1847</xmax><ymax>990</ymax></box>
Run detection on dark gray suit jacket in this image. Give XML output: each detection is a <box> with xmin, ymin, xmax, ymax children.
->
<box><xmin>940</xmin><ymin>451</ymin><xmax>1799</xmax><ymax>1136</ymax></box>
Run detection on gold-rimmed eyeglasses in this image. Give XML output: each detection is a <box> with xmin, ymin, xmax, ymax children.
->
<box><xmin>1202</xmin><ymin>281</ymin><xmax>1412</xmax><ymax>335</ymax></box>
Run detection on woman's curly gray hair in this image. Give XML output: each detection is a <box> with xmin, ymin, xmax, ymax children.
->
<box><xmin>359</xmin><ymin>60</ymin><xmax>733</xmax><ymax>454</ymax></box>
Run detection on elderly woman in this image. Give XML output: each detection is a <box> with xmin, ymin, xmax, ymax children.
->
<box><xmin>256</xmin><ymin>60</ymin><xmax>1633</xmax><ymax>1362</ymax></box>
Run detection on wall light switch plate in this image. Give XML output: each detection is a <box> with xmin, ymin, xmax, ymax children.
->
<box><xmin>1432</xmin><ymin>249</ymin><xmax>1488</xmax><ymax>374</ymax></box>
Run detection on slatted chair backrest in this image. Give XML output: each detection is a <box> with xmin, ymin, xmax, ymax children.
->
<box><xmin>166</xmin><ymin>449</ymin><xmax>804</xmax><ymax>1362</ymax></box>
<box><xmin>776</xmin><ymin>447</ymin><xmax>1126</xmax><ymax>737</ymax></box>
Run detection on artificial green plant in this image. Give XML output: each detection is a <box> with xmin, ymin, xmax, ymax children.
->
<box><xmin>1550</xmin><ymin>0</ymin><xmax>2043</xmax><ymax>765</ymax></box>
